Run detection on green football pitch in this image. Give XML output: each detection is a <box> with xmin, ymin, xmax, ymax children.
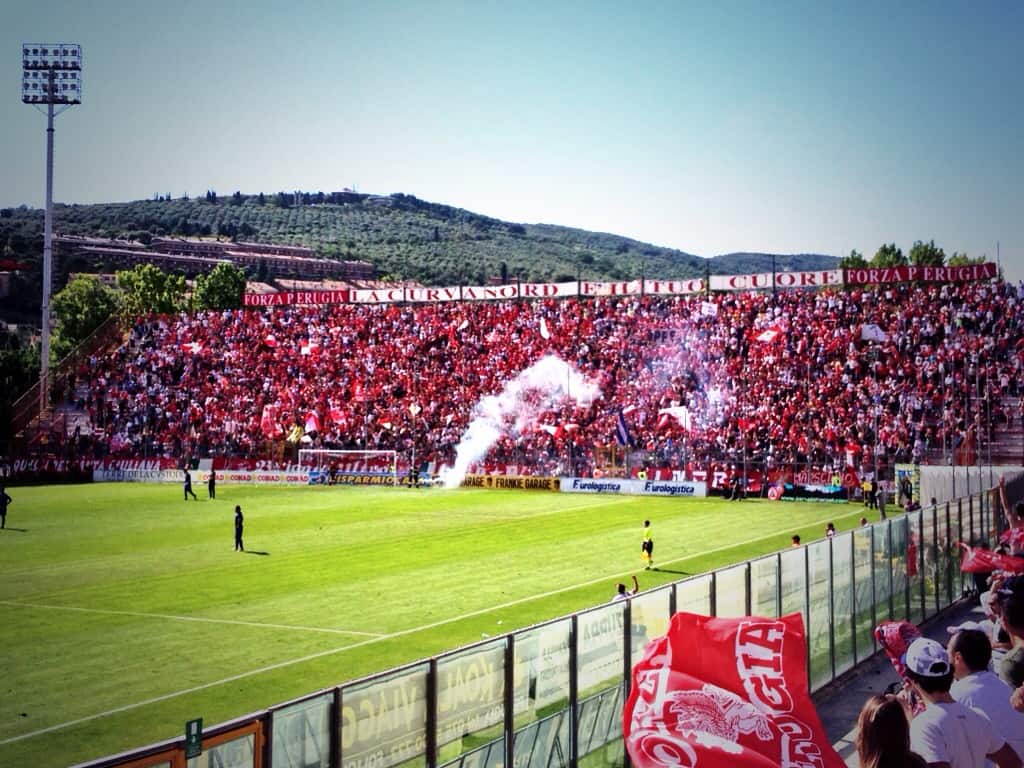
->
<box><xmin>0</xmin><ymin>483</ymin><xmax>867</xmax><ymax>767</ymax></box>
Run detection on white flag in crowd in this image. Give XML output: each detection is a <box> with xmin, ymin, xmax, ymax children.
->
<box><xmin>860</xmin><ymin>323</ymin><xmax>889</xmax><ymax>343</ymax></box>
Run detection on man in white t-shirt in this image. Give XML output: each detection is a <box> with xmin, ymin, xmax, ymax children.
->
<box><xmin>948</xmin><ymin>628</ymin><xmax>1024</xmax><ymax>762</ymax></box>
<box><xmin>903</xmin><ymin>637</ymin><xmax>1021</xmax><ymax>768</ymax></box>
<box><xmin>613</xmin><ymin>575</ymin><xmax>639</xmax><ymax>602</ymax></box>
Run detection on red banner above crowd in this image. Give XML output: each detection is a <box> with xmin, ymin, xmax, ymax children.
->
<box><xmin>242</xmin><ymin>263</ymin><xmax>999</xmax><ymax>307</ymax></box>
<box><xmin>843</xmin><ymin>262</ymin><xmax>997</xmax><ymax>285</ymax></box>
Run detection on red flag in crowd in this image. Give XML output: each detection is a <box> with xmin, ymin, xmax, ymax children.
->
<box><xmin>1000</xmin><ymin>527</ymin><xmax>1024</xmax><ymax>553</ymax></box>
<box><xmin>755</xmin><ymin>327</ymin><xmax>782</xmax><ymax>344</ymax></box>
<box><xmin>300</xmin><ymin>340</ymin><xmax>319</xmax><ymax>356</ymax></box>
<box><xmin>841</xmin><ymin>467</ymin><xmax>860</xmax><ymax>489</ymax></box>
<box><xmin>260</xmin><ymin>405</ymin><xmax>282</xmax><ymax>438</ymax></box>
<box><xmin>264</xmin><ymin>334</ymin><xmax>279</xmax><ymax>348</ymax></box>
<box><xmin>328</xmin><ymin>408</ymin><xmax>347</xmax><ymax>427</ymax></box>
<box><xmin>958</xmin><ymin>542</ymin><xmax>1024</xmax><ymax>574</ymax></box>
<box><xmin>304</xmin><ymin>410</ymin><xmax>321</xmax><ymax>435</ymax></box>
<box><xmin>624</xmin><ymin>611</ymin><xmax>845</xmax><ymax>768</ymax></box>
<box><xmin>657</xmin><ymin>406</ymin><xmax>692</xmax><ymax>432</ymax></box>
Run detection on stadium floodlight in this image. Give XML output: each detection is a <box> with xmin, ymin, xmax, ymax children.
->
<box><xmin>21</xmin><ymin>43</ymin><xmax>82</xmax><ymax>415</ymax></box>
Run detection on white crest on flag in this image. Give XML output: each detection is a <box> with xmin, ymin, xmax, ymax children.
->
<box><xmin>667</xmin><ymin>685</ymin><xmax>773</xmax><ymax>744</ymax></box>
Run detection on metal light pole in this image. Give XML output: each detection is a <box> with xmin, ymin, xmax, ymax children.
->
<box><xmin>21</xmin><ymin>43</ymin><xmax>82</xmax><ymax>415</ymax></box>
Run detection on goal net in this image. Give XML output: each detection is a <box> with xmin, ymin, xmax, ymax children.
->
<box><xmin>298</xmin><ymin>449</ymin><xmax>400</xmax><ymax>486</ymax></box>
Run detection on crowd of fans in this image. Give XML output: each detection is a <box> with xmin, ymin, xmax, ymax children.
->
<box><xmin>60</xmin><ymin>279</ymin><xmax>1024</xmax><ymax>476</ymax></box>
<box><xmin>853</xmin><ymin>482</ymin><xmax>1024</xmax><ymax>767</ymax></box>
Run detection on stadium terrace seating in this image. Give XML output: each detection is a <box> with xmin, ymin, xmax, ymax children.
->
<box><xmin>67</xmin><ymin>280</ymin><xmax>1024</xmax><ymax>476</ymax></box>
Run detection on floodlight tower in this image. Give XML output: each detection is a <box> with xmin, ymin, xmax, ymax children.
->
<box><xmin>21</xmin><ymin>42</ymin><xmax>82</xmax><ymax>414</ymax></box>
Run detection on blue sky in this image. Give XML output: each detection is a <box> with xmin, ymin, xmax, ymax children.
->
<box><xmin>2</xmin><ymin>1</ymin><xmax>1022</xmax><ymax>282</ymax></box>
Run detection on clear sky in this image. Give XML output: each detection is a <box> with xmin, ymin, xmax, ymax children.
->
<box><xmin>2</xmin><ymin>1</ymin><xmax>1021</xmax><ymax>282</ymax></box>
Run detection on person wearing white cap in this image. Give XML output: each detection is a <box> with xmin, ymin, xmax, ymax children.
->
<box><xmin>903</xmin><ymin>637</ymin><xmax>1021</xmax><ymax>768</ymax></box>
<box><xmin>947</xmin><ymin>629</ymin><xmax>1024</xmax><ymax>763</ymax></box>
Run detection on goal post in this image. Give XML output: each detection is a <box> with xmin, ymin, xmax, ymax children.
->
<box><xmin>298</xmin><ymin>449</ymin><xmax>400</xmax><ymax>486</ymax></box>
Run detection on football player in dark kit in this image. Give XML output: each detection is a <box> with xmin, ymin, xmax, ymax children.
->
<box><xmin>183</xmin><ymin>468</ymin><xmax>198</xmax><ymax>500</ymax></box>
<box><xmin>234</xmin><ymin>505</ymin><xmax>244</xmax><ymax>551</ymax></box>
<box><xmin>0</xmin><ymin>485</ymin><xmax>11</xmax><ymax>529</ymax></box>
<box><xmin>208</xmin><ymin>468</ymin><xmax>216</xmax><ymax>500</ymax></box>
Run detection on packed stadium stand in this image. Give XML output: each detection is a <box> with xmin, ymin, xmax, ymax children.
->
<box><xmin>25</xmin><ymin>280</ymin><xmax>1024</xmax><ymax>480</ymax></box>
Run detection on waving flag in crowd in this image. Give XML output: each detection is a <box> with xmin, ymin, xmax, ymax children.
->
<box><xmin>755</xmin><ymin>327</ymin><xmax>782</xmax><ymax>344</ymax></box>
<box><xmin>615</xmin><ymin>409</ymin><xmax>634</xmax><ymax>446</ymax></box>
<box><xmin>860</xmin><ymin>323</ymin><xmax>889</xmax><ymax>343</ymax></box>
<box><xmin>958</xmin><ymin>542</ymin><xmax>1024</xmax><ymax>574</ymax></box>
<box><xmin>260</xmin><ymin>405</ymin><xmax>282</xmax><ymax>438</ymax></box>
<box><xmin>657</xmin><ymin>405</ymin><xmax>692</xmax><ymax>432</ymax></box>
<box><xmin>624</xmin><ymin>611</ymin><xmax>844</xmax><ymax>768</ymax></box>
<box><xmin>539</xmin><ymin>316</ymin><xmax>552</xmax><ymax>340</ymax></box>
<box><xmin>304</xmin><ymin>410</ymin><xmax>321</xmax><ymax>435</ymax></box>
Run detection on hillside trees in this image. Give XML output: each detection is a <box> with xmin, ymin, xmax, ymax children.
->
<box><xmin>908</xmin><ymin>239</ymin><xmax>945</xmax><ymax>266</ymax></box>
<box><xmin>947</xmin><ymin>252</ymin><xmax>986</xmax><ymax>267</ymax></box>
<box><xmin>192</xmin><ymin>263</ymin><xmax>246</xmax><ymax>311</ymax></box>
<box><xmin>117</xmin><ymin>264</ymin><xmax>186</xmax><ymax>317</ymax></box>
<box><xmin>50</xmin><ymin>275</ymin><xmax>120</xmax><ymax>359</ymax></box>
<box><xmin>839</xmin><ymin>249</ymin><xmax>868</xmax><ymax>269</ymax></box>
<box><xmin>871</xmin><ymin>243</ymin><xmax>907</xmax><ymax>267</ymax></box>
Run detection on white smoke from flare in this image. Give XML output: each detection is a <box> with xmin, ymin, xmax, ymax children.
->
<box><xmin>441</xmin><ymin>354</ymin><xmax>600</xmax><ymax>489</ymax></box>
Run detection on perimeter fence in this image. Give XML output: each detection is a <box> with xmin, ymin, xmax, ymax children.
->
<box><xmin>74</xmin><ymin>492</ymin><xmax>993</xmax><ymax>768</ymax></box>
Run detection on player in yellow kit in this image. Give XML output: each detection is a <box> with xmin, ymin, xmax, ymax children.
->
<box><xmin>641</xmin><ymin>519</ymin><xmax>653</xmax><ymax>570</ymax></box>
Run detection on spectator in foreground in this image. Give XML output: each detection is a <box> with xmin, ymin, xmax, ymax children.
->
<box><xmin>947</xmin><ymin>628</ymin><xmax>1024</xmax><ymax>760</ymax></box>
<box><xmin>855</xmin><ymin>693</ymin><xmax>926</xmax><ymax>768</ymax></box>
<box><xmin>613</xmin><ymin>575</ymin><xmax>639</xmax><ymax>601</ymax></box>
<box><xmin>1001</xmin><ymin>594</ymin><xmax>1024</xmax><ymax>689</ymax></box>
<box><xmin>903</xmin><ymin>637</ymin><xmax>1020</xmax><ymax>768</ymax></box>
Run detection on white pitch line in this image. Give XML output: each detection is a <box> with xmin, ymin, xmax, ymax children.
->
<box><xmin>0</xmin><ymin>509</ymin><xmax>850</xmax><ymax>746</ymax></box>
<box><xmin>0</xmin><ymin>600</ymin><xmax>383</xmax><ymax>638</ymax></box>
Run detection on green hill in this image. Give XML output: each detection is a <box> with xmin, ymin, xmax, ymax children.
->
<box><xmin>0</xmin><ymin>192</ymin><xmax>838</xmax><ymax>318</ymax></box>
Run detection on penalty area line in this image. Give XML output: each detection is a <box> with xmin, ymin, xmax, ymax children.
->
<box><xmin>0</xmin><ymin>509</ymin><xmax>849</xmax><ymax>746</ymax></box>
<box><xmin>0</xmin><ymin>600</ymin><xmax>383</xmax><ymax>638</ymax></box>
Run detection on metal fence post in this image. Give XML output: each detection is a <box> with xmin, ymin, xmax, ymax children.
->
<box><xmin>945</xmin><ymin>502</ymin><xmax>953</xmax><ymax>606</ymax></box>
<box><xmin>426</xmin><ymin>660</ymin><xmax>438</xmax><ymax>768</ymax></box>
<box><xmin>887</xmin><ymin>519</ymin><xmax>895</xmax><ymax>621</ymax></box>
<box><xmin>569</xmin><ymin>615</ymin><xmax>579</xmax><ymax>768</ymax></box>
<box><xmin>776</xmin><ymin>552</ymin><xmax>783</xmax><ymax>618</ymax></box>
<box><xmin>931</xmin><ymin>504</ymin><xmax>939</xmax><ymax>615</ymax></box>
<box><xmin>804</xmin><ymin>543</ymin><xmax>812</xmax><ymax>683</ymax></box>
<box><xmin>828</xmin><ymin>538</ymin><xmax>836</xmax><ymax>682</ymax></box>
<box><xmin>504</xmin><ymin>635</ymin><xmax>515</xmax><ymax>768</ymax></box>
<box><xmin>709</xmin><ymin>571</ymin><xmax>717</xmax><ymax>617</ymax></box>
<box><xmin>869</xmin><ymin>524</ymin><xmax>877</xmax><ymax>653</ymax></box>
<box><xmin>849</xmin><ymin>532</ymin><xmax>857</xmax><ymax>664</ymax></box>
<box><xmin>968</xmin><ymin>495</ymin><xmax>975</xmax><ymax>544</ymax></box>
<box><xmin>744</xmin><ymin>562</ymin><xmax>752</xmax><ymax>617</ymax></box>
<box><xmin>332</xmin><ymin>687</ymin><xmax>342</xmax><ymax>768</ymax></box>
<box><xmin>921</xmin><ymin>514</ymin><xmax>929</xmax><ymax>622</ymax></box>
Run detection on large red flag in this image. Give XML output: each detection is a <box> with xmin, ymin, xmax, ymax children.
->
<box><xmin>624</xmin><ymin>612</ymin><xmax>844</xmax><ymax>768</ymax></box>
<box><xmin>958</xmin><ymin>543</ymin><xmax>1024</xmax><ymax>574</ymax></box>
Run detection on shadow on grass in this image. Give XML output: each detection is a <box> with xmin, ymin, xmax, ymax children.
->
<box><xmin>651</xmin><ymin>568</ymin><xmax>689</xmax><ymax>575</ymax></box>
<box><xmin>245</xmin><ymin>550</ymin><xmax>270</xmax><ymax>556</ymax></box>
<box><xmin>1</xmin><ymin>527</ymin><xmax>28</xmax><ymax>533</ymax></box>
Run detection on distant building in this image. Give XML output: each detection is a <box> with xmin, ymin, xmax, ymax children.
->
<box><xmin>54</xmin><ymin>235</ymin><xmax>375</xmax><ymax>282</ymax></box>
